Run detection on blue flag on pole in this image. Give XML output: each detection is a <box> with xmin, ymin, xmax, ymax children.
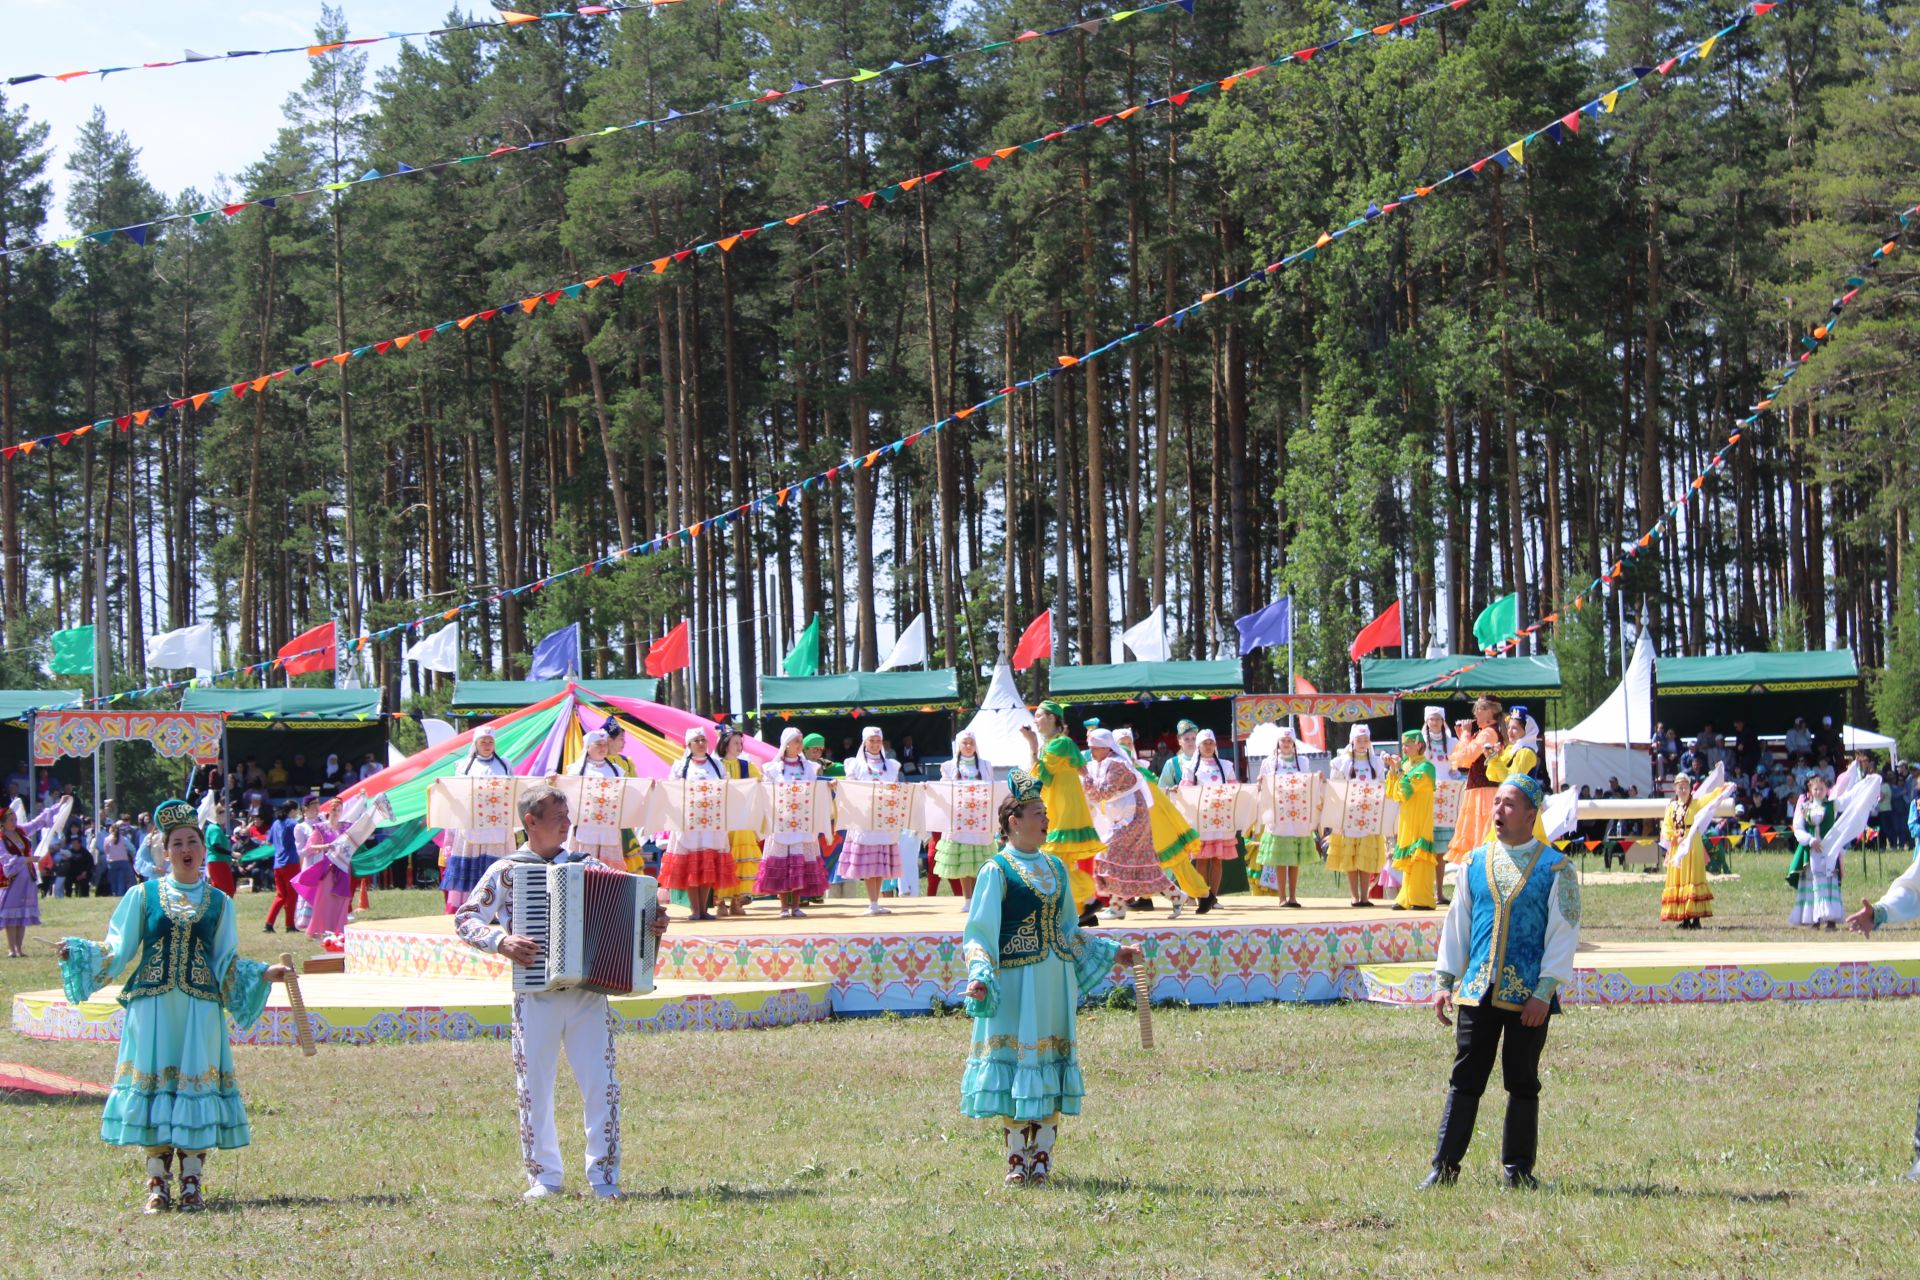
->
<box><xmin>1234</xmin><ymin>597</ymin><xmax>1293</xmax><ymax>656</ymax></box>
<box><xmin>528</xmin><ymin>623</ymin><xmax>580</xmax><ymax>680</ymax></box>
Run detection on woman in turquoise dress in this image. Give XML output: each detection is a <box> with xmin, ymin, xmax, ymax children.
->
<box><xmin>58</xmin><ymin>798</ymin><xmax>288</xmax><ymax>1213</ymax></box>
<box><xmin>962</xmin><ymin>770</ymin><xmax>1141</xmax><ymax>1186</ymax></box>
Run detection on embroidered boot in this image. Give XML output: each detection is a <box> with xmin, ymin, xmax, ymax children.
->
<box><xmin>1002</xmin><ymin>1122</ymin><xmax>1028</xmax><ymax>1186</ymax></box>
<box><xmin>1167</xmin><ymin>891</ymin><xmax>1187</xmax><ymax>921</ymax></box>
<box><xmin>143</xmin><ymin>1147</ymin><xmax>173</xmax><ymax>1214</ymax></box>
<box><xmin>1026</xmin><ymin>1124</ymin><xmax>1057</xmax><ymax>1186</ymax></box>
<box><xmin>176</xmin><ymin>1151</ymin><xmax>207</xmax><ymax>1212</ymax></box>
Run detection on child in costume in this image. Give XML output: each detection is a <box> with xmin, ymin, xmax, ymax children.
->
<box><xmin>57</xmin><ymin>799</ymin><xmax>290</xmax><ymax>1213</ymax></box>
<box><xmin>841</xmin><ymin>725</ymin><xmax>904</xmax><ymax>916</ymax></box>
<box><xmin>962</xmin><ymin>770</ymin><xmax>1142</xmax><ymax>1186</ymax></box>
<box><xmin>932</xmin><ymin>729</ymin><xmax>996</xmax><ymax>902</ymax></box>
<box><xmin>717</xmin><ymin>728</ymin><xmax>762</xmax><ymax>917</ymax></box>
<box><xmin>1389</xmin><ymin>730</ymin><xmax>1439</xmax><ymax>910</ymax></box>
<box><xmin>1254</xmin><ymin>726</ymin><xmax>1313</xmax><ymax>908</ymax></box>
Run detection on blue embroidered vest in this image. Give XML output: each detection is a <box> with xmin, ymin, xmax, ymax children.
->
<box><xmin>120</xmin><ymin>879</ymin><xmax>226</xmax><ymax>1007</ymax></box>
<box><xmin>1459</xmin><ymin>840</ymin><xmax>1563</xmax><ymax>1011</ymax></box>
<box><xmin>992</xmin><ymin>850</ymin><xmax>1076</xmax><ymax>969</ymax></box>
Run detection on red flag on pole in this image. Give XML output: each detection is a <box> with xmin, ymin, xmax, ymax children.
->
<box><xmin>1348</xmin><ymin>599</ymin><xmax>1403</xmax><ymax>662</ymax></box>
<box><xmin>1012</xmin><ymin>609</ymin><xmax>1052</xmax><ymax>671</ymax></box>
<box><xmin>1292</xmin><ymin>673</ymin><xmax>1327</xmax><ymax>751</ymax></box>
<box><xmin>277</xmin><ymin>621</ymin><xmax>337</xmax><ymax>676</ymax></box>
<box><xmin>644</xmin><ymin>620</ymin><xmax>690</xmax><ymax>676</ymax></box>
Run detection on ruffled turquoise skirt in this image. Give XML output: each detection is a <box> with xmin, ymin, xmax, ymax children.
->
<box><xmin>960</xmin><ymin>954</ymin><xmax>1089</xmax><ymax>1122</ymax></box>
<box><xmin>100</xmin><ymin>991</ymin><xmax>252</xmax><ymax>1151</ymax></box>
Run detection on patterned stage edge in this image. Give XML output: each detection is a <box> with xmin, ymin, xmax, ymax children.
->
<box><xmin>11</xmin><ymin>982</ymin><xmax>832</xmax><ymax>1047</ymax></box>
<box><xmin>1352</xmin><ymin>956</ymin><xmax>1920</xmax><ymax>1007</ymax></box>
<box><xmin>346</xmin><ymin>916</ymin><xmax>1444</xmax><ymax>1014</ymax></box>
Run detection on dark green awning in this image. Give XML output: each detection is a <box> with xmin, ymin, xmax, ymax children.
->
<box><xmin>180</xmin><ymin>688</ymin><xmax>382</xmax><ymax>727</ymax></box>
<box><xmin>757</xmin><ymin>670</ymin><xmax>962</xmax><ymax>713</ymax></box>
<box><xmin>1360</xmin><ymin>656</ymin><xmax>1562</xmax><ymax>697</ymax></box>
<box><xmin>1047</xmin><ymin>660</ymin><xmax>1243</xmax><ymax>704</ymax></box>
<box><xmin>1655</xmin><ymin>650</ymin><xmax>1859</xmax><ymax>694</ymax></box>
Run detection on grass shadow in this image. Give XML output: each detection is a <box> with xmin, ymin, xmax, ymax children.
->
<box><xmin>201</xmin><ymin>1192</ymin><xmax>414</xmax><ymax>1213</ymax></box>
<box><xmin>1586</xmin><ymin>1183</ymin><xmax>1793</xmax><ymax>1204</ymax></box>
<box><xmin>637</xmin><ymin>1184</ymin><xmax>823</xmax><ymax>1204</ymax></box>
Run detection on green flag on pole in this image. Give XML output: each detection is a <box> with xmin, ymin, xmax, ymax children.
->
<box><xmin>782</xmin><ymin>615</ymin><xmax>821</xmax><ymax>678</ymax></box>
<box><xmin>1471</xmin><ymin>593</ymin><xmax>1519</xmax><ymax>652</ymax></box>
<box><xmin>48</xmin><ymin>625</ymin><xmax>95</xmax><ymax>676</ymax></box>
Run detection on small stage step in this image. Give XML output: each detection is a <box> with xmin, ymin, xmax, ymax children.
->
<box><xmin>1353</xmin><ymin>938</ymin><xmax>1920</xmax><ymax>1007</ymax></box>
<box><xmin>12</xmin><ymin>974</ymin><xmax>831</xmax><ymax>1047</ymax></box>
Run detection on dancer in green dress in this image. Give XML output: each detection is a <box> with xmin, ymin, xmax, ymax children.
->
<box><xmin>57</xmin><ymin>799</ymin><xmax>290</xmax><ymax>1213</ymax></box>
<box><xmin>962</xmin><ymin>770</ymin><xmax>1142</xmax><ymax>1186</ymax></box>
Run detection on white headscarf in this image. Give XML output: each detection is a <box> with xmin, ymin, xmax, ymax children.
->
<box><xmin>1087</xmin><ymin>728</ymin><xmax>1119</xmax><ymax>753</ymax></box>
<box><xmin>779</xmin><ymin>726</ymin><xmax>804</xmax><ymax>755</ymax></box>
<box><xmin>1349</xmin><ymin>724</ymin><xmax>1373</xmax><ymax>754</ymax></box>
<box><xmin>585</xmin><ymin>729</ymin><xmax>611</xmax><ymax>749</ymax></box>
<box><xmin>459</xmin><ymin>725</ymin><xmax>510</xmax><ymax>776</ymax></box>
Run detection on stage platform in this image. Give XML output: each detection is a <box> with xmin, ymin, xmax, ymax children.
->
<box><xmin>344</xmin><ymin>896</ymin><xmax>1446</xmax><ymax>1015</ymax></box>
<box><xmin>1354</xmin><ymin>938</ymin><xmax>1920</xmax><ymax>1008</ymax></box>
<box><xmin>11</xmin><ymin>974</ymin><xmax>832</xmax><ymax>1048</ymax></box>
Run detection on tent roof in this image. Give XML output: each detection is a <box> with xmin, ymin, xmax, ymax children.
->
<box><xmin>1562</xmin><ymin>632</ymin><xmax>1655</xmax><ymax>745</ymax></box>
<box><xmin>1655</xmin><ymin>650</ymin><xmax>1859</xmax><ymax>693</ymax></box>
<box><xmin>0</xmin><ymin>689</ymin><xmax>83</xmax><ymax>721</ymax></box>
<box><xmin>451</xmin><ymin>678</ymin><xmax>659</xmax><ymax>712</ymax></box>
<box><xmin>1843</xmin><ymin>724</ymin><xmax>1898</xmax><ymax>751</ymax></box>
<box><xmin>180</xmin><ymin>688</ymin><xmax>382</xmax><ymax>725</ymax></box>
<box><xmin>1047</xmin><ymin>659</ymin><xmax>1242</xmax><ymax>704</ymax></box>
<box><xmin>757</xmin><ymin>669</ymin><xmax>962</xmax><ymax>712</ymax></box>
<box><xmin>1360</xmin><ymin>655</ymin><xmax>1562</xmax><ymax>696</ymax></box>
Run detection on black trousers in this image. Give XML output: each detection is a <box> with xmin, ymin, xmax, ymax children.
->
<box><xmin>1432</xmin><ymin>1002</ymin><xmax>1551</xmax><ymax>1173</ymax></box>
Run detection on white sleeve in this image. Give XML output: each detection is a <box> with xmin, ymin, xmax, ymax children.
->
<box><xmin>453</xmin><ymin>860</ymin><xmax>513</xmax><ymax>953</ymax></box>
<box><xmin>1534</xmin><ymin>863</ymin><xmax>1581</xmax><ymax>1002</ymax></box>
<box><xmin>1790</xmin><ymin>800</ymin><xmax>1813</xmax><ymax>848</ymax></box>
<box><xmin>1873</xmin><ymin>851</ymin><xmax>1920</xmax><ymax>928</ymax></box>
<box><xmin>1433</xmin><ymin>869</ymin><xmax>1472</xmax><ymax>989</ymax></box>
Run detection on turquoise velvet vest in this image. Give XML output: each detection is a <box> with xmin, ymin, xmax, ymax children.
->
<box><xmin>120</xmin><ymin>879</ymin><xmax>226</xmax><ymax>1007</ymax></box>
<box><xmin>1459</xmin><ymin>841</ymin><xmax>1562</xmax><ymax>1012</ymax></box>
<box><xmin>992</xmin><ymin>850</ymin><xmax>1077</xmax><ymax>969</ymax></box>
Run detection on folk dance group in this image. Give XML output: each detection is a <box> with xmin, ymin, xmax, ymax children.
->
<box><xmin>41</xmin><ymin>695</ymin><xmax>1918</xmax><ymax>1207</ymax></box>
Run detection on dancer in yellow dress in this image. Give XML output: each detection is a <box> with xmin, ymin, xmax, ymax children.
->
<box><xmin>716</xmin><ymin>728</ymin><xmax>761</xmax><ymax>917</ymax></box>
<box><xmin>1021</xmin><ymin>702</ymin><xmax>1101</xmax><ymax>926</ymax></box>
<box><xmin>1659</xmin><ymin>771</ymin><xmax>1717</xmax><ymax>929</ymax></box>
<box><xmin>1388</xmin><ymin>730</ymin><xmax>1439</xmax><ymax>910</ymax></box>
<box><xmin>1482</xmin><ymin>709</ymin><xmax>1547</xmax><ymax>846</ymax></box>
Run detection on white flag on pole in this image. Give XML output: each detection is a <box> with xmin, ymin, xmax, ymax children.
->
<box><xmin>876</xmin><ymin>613</ymin><xmax>928</xmax><ymax>671</ymax></box>
<box><xmin>405</xmin><ymin>622</ymin><xmax>461</xmax><ymax>675</ymax></box>
<box><xmin>1120</xmin><ymin>606</ymin><xmax>1170</xmax><ymax>662</ymax></box>
<box><xmin>145</xmin><ymin>622</ymin><xmax>217</xmax><ymax>677</ymax></box>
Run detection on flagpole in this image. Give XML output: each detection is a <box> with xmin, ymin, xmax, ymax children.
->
<box><xmin>1286</xmin><ymin>598</ymin><xmax>1296</xmax><ymax>735</ymax></box>
<box><xmin>92</xmin><ymin>544</ymin><xmax>106</xmax><ymax>825</ymax></box>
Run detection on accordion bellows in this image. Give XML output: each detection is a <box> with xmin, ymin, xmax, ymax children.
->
<box><xmin>509</xmin><ymin>861</ymin><xmax>659</xmax><ymax>996</ymax></box>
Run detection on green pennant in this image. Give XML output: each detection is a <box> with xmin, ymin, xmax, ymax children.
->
<box><xmin>783</xmin><ymin>614</ymin><xmax>822</xmax><ymax>678</ymax></box>
<box><xmin>48</xmin><ymin>625</ymin><xmax>95</xmax><ymax>676</ymax></box>
<box><xmin>1471</xmin><ymin>592</ymin><xmax>1519</xmax><ymax>651</ymax></box>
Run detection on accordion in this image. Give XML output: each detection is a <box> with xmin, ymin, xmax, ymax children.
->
<box><xmin>509</xmin><ymin>861</ymin><xmax>659</xmax><ymax>997</ymax></box>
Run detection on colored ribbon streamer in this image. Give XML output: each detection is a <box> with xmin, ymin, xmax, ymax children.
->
<box><xmin>2</xmin><ymin>0</ymin><xmax>1465</xmax><ymax>460</ymax></box>
<box><xmin>2</xmin><ymin>0</ymin><xmax>1193</xmax><ymax>260</ymax></box>
<box><xmin>6</xmin><ymin>4</ymin><xmax>672</xmax><ymax>88</ymax></box>
<box><xmin>78</xmin><ymin>1</ymin><xmax>1776</xmax><ymax>703</ymax></box>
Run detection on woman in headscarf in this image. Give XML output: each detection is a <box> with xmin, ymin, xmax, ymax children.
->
<box><xmin>441</xmin><ymin>725</ymin><xmax>514</xmax><ymax>912</ymax></box>
<box><xmin>570</xmin><ymin>729</ymin><xmax>630</xmax><ymax>871</ymax></box>
<box><xmin>1660</xmin><ymin>771</ymin><xmax>1716</xmax><ymax>930</ymax></box>
<box><xmin>1327</xmin><ymin>724</ymin><xmax>1388</xmax><ymax>907</ymax></box>
<box><xmin>756</xmin><ymin>728</ymin><xmax>827</xmax><ymax>918</ymax></box>
<box><xmin>0</xmin><ymin>802</ymin><xmax>39</xmax><ymax>956</ymax></box>
<box><xmin>1176</xmin><ymin>729</ymin><xmax>1240</xmax><ymax>909</ymax></box>
<box><xmin>664</xmin><ymin>727</ymin><xmax>733</xmax><ymax>921</ymax></box>
<box><xmin>1255</xmin><ymin>726</ymin><xmax>1312</xmax><ymax>908</ymax></box>
<box><xmin>842</xmin><ymin>726</ymin><xmax>903</xmax><ymax>916</ymax></box>
<box><xmin>933</xmin><ymin>729</ymin><xmax>995</xmax><ymax>902</ymax></box>
<box><xmin>1086</xmin><ymin>728</ymin><xmax>1178</xmax><ymax>920</ymax></box>
<box><xmin>1020</xmin><ymin>701</ymin><xmax>1102</xmax><ymax>927</ymax></box>
<box><xmin>1421</xmin><ymin>707</ymin><xmax>1457</xmax><ymax>903</ymax></box>
<box><xmin>1445</xmin><ymin>695</ymin><xmax>1505</xmax><ymax>864</ymax></box>
<box><xmin>1157</xmin><ymin>719</ymin><xmax>1201</xmax><ymax>790</ymax></box>
<box><xmin>56</xmin><ymin>799</ymin><xmax>289</xmax><ymax>1213</ymax></box>
<box><xmin>1112</xmin><ymin>728</ymin><xmax>1211</xmax><ymax>912</ymax></box>
<box><xmin>1388</xmin><ymin>729</ymin><xmax>1439</xmax><ymax>910</ymax></box>
<box><xmin>716</xmin><ymin>727</ymin><xmax>762</xmax><ymax>917</ymax></box>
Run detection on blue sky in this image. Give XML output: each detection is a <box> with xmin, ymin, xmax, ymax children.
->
<box><xmin>7</xmin><ymin>1</ymin><xmax>476</xmax><ymax>237</ymax></box>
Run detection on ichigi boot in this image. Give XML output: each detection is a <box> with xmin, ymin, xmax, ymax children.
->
<box><xmin>1003</xmin><ymin>1123</ymin><xmax>1028</xmax><ymax>1186</ymax></box>
<box><xmin>143</xmin><ymin>1147</ymin><xmax>173</xmax><ymax>1214</ymax></box>
<box><xmin>1418</xmin><ymin>1089</ymin><xmax>1480</xmax><ymax>1189</ymax></box>
<box><xmin>1026</xmin><ymin>1123</ymin><xmax>1057</xmax><ymax>1186</ymax></box>
<box><xmin>176</xmin><ymin>1151</ymin><xmax>207</xmax><ymax>1211</ymax></box>
<box><xmin>1500</xmin><ymin>1096</ymin><xmax>1540</xmax><ymax>1189</ymax></box>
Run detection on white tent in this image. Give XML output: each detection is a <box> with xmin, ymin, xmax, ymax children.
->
<box><xmin>1843</xmin><ymin>724</ymin><xmax>1900</xmax><ymax>761</ymax></box>
<box><xmin>1544</xmin><ymin>631</ymin><xmax>1655</xmax><ymax>793</ymax></box>
<box><xmin>961</xmin><ymin>664</ymin><xmax>1038</xmax><ymax>769</ymax></box>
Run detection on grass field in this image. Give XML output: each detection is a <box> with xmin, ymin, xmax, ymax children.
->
<box><xmin>5</xmin><ymin>851</ymin><xmax>1920</xmax><ymax>1279</ymax></box>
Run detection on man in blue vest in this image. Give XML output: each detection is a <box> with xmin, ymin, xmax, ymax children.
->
<box><xmin>1421</xmin><ymin>773</ymin><xmax>1580</xmax><ymax>1189</ymax></box>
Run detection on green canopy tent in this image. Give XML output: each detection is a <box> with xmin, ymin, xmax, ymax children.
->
<box><xmin>1358</xmin><ymin>655</ymin><xmax>1564</xmax><ymax>743</ymax></box>
<box><xmin>1045</xmin><ymin>659</ymin><xmax>1245</xmax><ymax>751</ymax></box>
<box><xmin>756</xmin><ymin>670</ymin><xmax>963</xmax><ymax>772</ymax></box>
<box><xmin>1651</xmin><ymin>650</ymin><xmax>1859</xmax><ymax>739</ymax></box>
<box><xmin>450</xmin><ymin>678</ymin><xmax>660</xmax><ymax>717</ymax></box>
<box><xmin>180</xmin><ymin>688</ymin><xmax>386</xmax><ymax>799</ymax></box>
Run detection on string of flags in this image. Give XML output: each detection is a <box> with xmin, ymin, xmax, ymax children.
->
<box><xmin>1402</xmin><ymin>189</ymin><xmax>1913</xmax><ymax>694</ymax></box>
<box><xmin>6</xmin><ymin>4</ymin><xmax>683</xmax><ymax>89</ymax></box>
<box><xmin>0</xmin><ymin>0</ymin><xmax>1194</xmax><ymax>260</ymax></box>
<box><xmin>72</xmin><ymin>0</ymin><xmax>1780</xmax><ymax>706</ymax></box>
<box><xmin>1</xmin><ymin>0</ymin><xmax>1469</xmax><ymax>461</ymax></box>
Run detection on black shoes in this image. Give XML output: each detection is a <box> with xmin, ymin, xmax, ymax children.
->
<box><xmin>1195</xmin><ymin>894</ymin><xmax>1218</xmax><ymax>915</ymax></box>
<box><xmin>1501</xmin><ymin>1166</ymin><xmax>1539</xmax><ymax>1190</ymax></box>
<box><xmin>1416</xmin><ymin>1166</ymin><xmax>1459</xmax><ymax>1190</ymax></box>
<box><xmin>1078</xmin><ymin>909</ymin><xmax>1101</xmax><ymax>929</ymax></box>
<box><xmin>1129</xmin><ymin>899</ymin><xmax>1155</xmax><ymax>911</ymax></box>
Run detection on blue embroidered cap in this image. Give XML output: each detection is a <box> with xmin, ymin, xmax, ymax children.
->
<box><xmin>1499</xmin><ymin>774</ymin><xmax>1546</xmax><ymax>809</ymax></box>
<box><xmin>1007</xmin><ymin>767</ymin><xmax>1043</xmax><ymax>804</ymax></box>
<box><xmin>152</xmin><ymin>798</ymin><xmax>198</xmax><ymax>835</ymax></box>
